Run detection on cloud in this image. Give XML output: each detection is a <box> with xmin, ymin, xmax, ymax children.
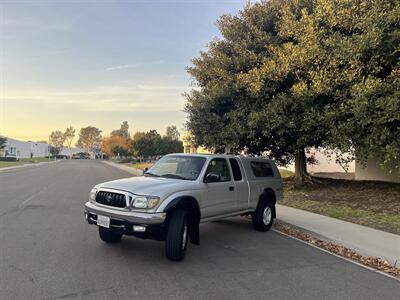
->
<box><xmin>3</xmin><ymin>82</ymin><xmax>190</xmax><ymax>113</ymax></box>
<box><xmin>1</xmin><ymin>16</ymin><xmax>41</xmax><ymax>33</ymax></box>
<box><xmin>105</xmin><ymin>64</ymin><xmax>142</xmax><ymax>71</ymax></box>
<box><xmin>135</xmin><ymin>84</ymin><xmax>188</xmax><ymax>90</ymax></box>
<box><xmin>105</xmin><ymin>60</ymin><xmax>166</xmax><ymax>71</ymax></box>
<box><xmin>166</xmin><ymin>73</ymin><xmax>186</xmax><ymax>79</ymax></box>
<box><xmin>2</xmin><ymin>7</ymin><xmax>94</xmax><ymax>38</ymax></box>
<box><xmin>1</xmin><ymin>17</ymin><xmax>26</xmax><ymax>28</ymax></box>
<box><xmin>1</xmin><ymin>16</ymin><xmax>71</xmax><ymax>33</ymax></box>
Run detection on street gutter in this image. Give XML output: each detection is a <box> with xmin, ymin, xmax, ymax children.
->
<box><xmin>273</xmin><ymin>222</ymin><xmax>400</xmax><ymax>281</ymax></box>
<box><xmin>277</xmin><ymin>204</ymin><xmax>400</xmax><ymax>265</ymax></box>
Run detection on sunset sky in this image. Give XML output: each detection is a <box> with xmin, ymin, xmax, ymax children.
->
<box><xmin>0</xmin><ymin>0</ymin><xmax>245</xmax><ymax>142</ymax></box>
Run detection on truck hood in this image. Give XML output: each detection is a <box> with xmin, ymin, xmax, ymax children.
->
<box><xmin>97</xmin><ymin>176</ymin><xmax>198</xmax><ymax>198</ymax></box>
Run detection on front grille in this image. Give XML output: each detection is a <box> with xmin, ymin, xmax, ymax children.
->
<box><xmin>96</xmin><ymin>191</ymin><xmax>126</xmax><ymax>208</ymax></box>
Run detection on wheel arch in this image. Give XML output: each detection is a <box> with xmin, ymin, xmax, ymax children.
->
<box><xmin>164</xmin><ymin>196</ymin><xmax>201</xmax><ymax>245</ymax></box>
<box><xmin>257</xmin><ymin>188</ymin><xmax>277</xmax><ymax>218</ymax></box>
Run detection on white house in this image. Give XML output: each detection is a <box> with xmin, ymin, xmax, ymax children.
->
<box><xmin>298</xmin><ymin>148</ymin><xmax>355</xmax><ymax>173</ymax></box>
<box><xmin>3</xmin><ymin>138</ymin><xmax>50</xmax><ymax>159</ymax></box>
<box><xmin>267</xmin><ymin>147</ymin><xmax>355</xmax><ymax>175</ymax></box>
<box><xmin>29</xmin><ymin>141</ymin><xmax>49</xmax><ymax>157</ymax></box>
<box><xmin>356</xmin><ymin>157</ymin><xmax>399</xmax><ymax>183</ymax></box>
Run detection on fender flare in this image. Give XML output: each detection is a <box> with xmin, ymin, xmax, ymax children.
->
<box><xmin>164</xmin><ymin>196</ymin><xmax>201</xmax><ymax>245</ymax></box>
<box><xmin>257</xmin><ymin>188</ymin><xmax>277</xmax><ymax>218</ymax></box>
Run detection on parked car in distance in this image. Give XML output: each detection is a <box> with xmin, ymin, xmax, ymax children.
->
<box><xmin>72</xmin><ymin>152</ymin><xmax>91</xmax><ymax>159</ymax></box>
<box><xmin>84</xmin><ymin>154</ymin><xmax>283</xmax><ymax>261</ymax></box>
<box><xmin>4</xmin><ymin>153</ymin><xmax>19</xmax><ymax>161</ymax></box>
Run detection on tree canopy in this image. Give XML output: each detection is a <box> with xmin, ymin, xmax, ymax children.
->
<box><xmin>49</xmin><ymin>131</ymin><xmax>66</xmax><ymax>156</ymax></box>
<box><xmin>101</xmin><ymin>122</ymin><xmax>132</xmax><ymax>158</ymax></box>
<box><xmin>101</xmin><ymin>135</ymin><xmax>131</xmax><ymax>157</ymax></box>
<box><xmin>111</xmin><ymin>121</ymin><xmax>130</xmax><ymax>138</ymax></box>
<box><xmin>76</xmin><ymin>126</ymin><xmax>102</xmax><ymax>155</ymax></box>
<box><xmin>102</xmin><ymin>125</ymin><xmax>183</xmax><ymax>159</ymax></box>
<box><xmin>132</xmin><ymin>130</ymin><xmax>162</xmax><ymax>158</ymax></box>
<box><xmin>166</xmin><ymin>125</ymin><xmax>180</xmax><ymax>141</ymax></box>
<box><xmin>132</xmin><ymin>128</ymin><xmax>183</xmax><ymax>159</ymax></box>
<box><xmin>185</xmin><ymin>0</ymin><xmax>400</xmax><ymax>182</ymax></box>
<box><xmin>63</xmin><ymin>126</ymin><xmax>75</xmax><ymax>157</ymax></box>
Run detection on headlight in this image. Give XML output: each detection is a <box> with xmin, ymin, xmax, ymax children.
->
<box><xmin>131</xmin><ymin>196</ymin><xmax>160</xmax><ymax>209</ymax></box>
<box><xmin>89</xmin><ymin>188</ymin><xmax>98</xmax><ymax>201</ymax></box>
<box><xmin>132</xmin><ymin>196</ymin><xmax>147</xmax><ymax>209</ymax></box>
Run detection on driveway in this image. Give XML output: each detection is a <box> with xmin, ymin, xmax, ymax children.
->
<box><xmin>0</xmin><ymin>160</ymin><xmax>398</xmax><ymax>299</ymax></box>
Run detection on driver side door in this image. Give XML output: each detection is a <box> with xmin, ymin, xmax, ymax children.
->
<box><xmin>201</xmin><ymin>158</ymin><xmax>236</xmax><ymax>218</ymax></box>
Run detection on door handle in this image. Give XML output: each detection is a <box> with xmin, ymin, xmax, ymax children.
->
<box><xmin>229</xmin><ymin>186</ymin><xmax>234</xmax><ymax>191</ymax></box>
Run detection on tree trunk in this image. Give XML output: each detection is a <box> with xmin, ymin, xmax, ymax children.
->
<box><xmin>294</xmin><ymin>148</ymin><xmax>309</xmax><ymax>184</ymax></box>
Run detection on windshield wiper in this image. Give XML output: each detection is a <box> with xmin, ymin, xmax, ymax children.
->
<box><xmin>160</xmin><ymin>174</ymin><xmax>189</xmax><ymax>180</ymax></box>
<box><xmin>144</xmin><ymin>172</ymin><xmax>160</xmax><ymax>177</ymax></box>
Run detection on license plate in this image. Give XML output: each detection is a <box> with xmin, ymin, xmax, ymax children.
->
<box><xmin>97</xmin><ymin>215</ymin><xmax>110</xmax><ymax>228</ymax></box>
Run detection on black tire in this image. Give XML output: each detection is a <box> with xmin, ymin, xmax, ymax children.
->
<box><xmin>165</xmin><ymin>210</ymin><xmax>188</xmax><ymax>261</ymax></box>
<box><xmin>252</xmin><ymin>201</ymin><xmax>274</xmax><ymax>232</ymax></box>
<box><xmin>98</xmin><ymin>227</ymin><xmax>122</xmax><ymax>243</ymax></box>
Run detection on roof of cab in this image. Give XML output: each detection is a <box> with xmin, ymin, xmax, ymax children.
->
<box><xmin>165</xmin><ymin>153</ymin><xmax>273</xmax><ymax>162</ymax></box>
<box><xmin>165</xmin><ymin>153</ymin><xmax>211</xmax><ymax>158</ymax></box>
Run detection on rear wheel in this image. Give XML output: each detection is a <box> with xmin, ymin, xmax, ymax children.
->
<box><xmin>252</xmin><ymin>201</ymin><xmax>274</xmax><ymax>232</ymax></box>
<box><xmin>165</xmin><ymin>210</ymin><xmax>188</xmax><ymax>261</ymax></box>
<box><xmin>98</xmin><ymin>227</ymin><xmax>122</xmax><ymax>243</ymax></box>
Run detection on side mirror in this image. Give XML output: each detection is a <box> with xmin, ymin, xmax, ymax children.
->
<box><xmin>204</xmin><ymin>173</ymin><xmax>220</xmax><ymax>183</ymax></box>
<box><xmin>143</xmin><ymin>167</ymin><xmax>149</xmax><ymax>172</ymax></box>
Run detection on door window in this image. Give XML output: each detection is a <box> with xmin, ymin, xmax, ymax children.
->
<box><xmin>205</xmin><ymin>158</ymin><xmax>231</xmax><ymax>182</ymax></box>
<box><xmin>229</xmin><ymin>158</ymin><xmax>243</xmax><ymax>181</ymax></box>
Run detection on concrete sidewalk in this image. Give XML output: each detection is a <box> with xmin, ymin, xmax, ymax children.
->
<box><xmin>101</xmin><ymin>160</ymin><xmax>143</xmax><ymax>176</ymax></box>
<box><xmin>276</xmin><ymin>204</ymin><xmax>400</xmax><ymax>265</ymax></box>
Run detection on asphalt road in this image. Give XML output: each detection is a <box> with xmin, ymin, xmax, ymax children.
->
<box><xmin>0</xmin><ymin>160</ymin><xmax>399</xmax><ymax>300</ymax></box>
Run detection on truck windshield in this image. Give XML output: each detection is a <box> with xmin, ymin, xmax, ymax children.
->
<box><xmin>145</xmin><ymin>155</ymin><xmax>206</xmax><ymax>180</ymax></box>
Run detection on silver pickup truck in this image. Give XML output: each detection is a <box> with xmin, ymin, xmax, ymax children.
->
<box><xmin>84</xmin><ymin>154</ymin><xmax>283</xmax><ymax>261</ymax></box>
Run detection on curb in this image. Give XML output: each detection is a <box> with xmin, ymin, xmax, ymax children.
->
<box><xmin>273</xmin><ymin>228</ymin><xmax>400</xmax><ymax>282</ymax></box>
<box><xmin>0</xmin><ymin>159</ymin><xmax>61</xmax><ymax>172</ymax></box>
<box><xmin>276</xmin><ymin>204</ymin><xmax>400</xmax><ymax>265</ymax></box>
<box><xmin>276</xmin><ymin>217</ymin><xmax>399</xmax><ymax>266</ymax></box>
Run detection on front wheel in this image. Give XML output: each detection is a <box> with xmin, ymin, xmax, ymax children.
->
<box><xmin>252</xmin><ymin>202</ymin><xmax>274</xmax><ymax>232</ymax></box>
<box><xmin>98</xmin><ymin>227</ymin><xmax>122</xmax><ymax>243</ymax></box>
<box><xmin>165</xmin><ymin>210</ymin><xmax>188</xmax><ymax>261</ymax></box>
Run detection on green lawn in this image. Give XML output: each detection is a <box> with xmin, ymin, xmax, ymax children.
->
<box><xmin>279</xmin><ymin>169</ymin><xmax>294</xmax><ymax>178</ymax></box>
<box><xmin>0</xmin><ymin>157</ymin><xmax>51</xmax><ymax>168</ymax></box>
<box><xmin>128</xmin><ymin>162</ymin><xmax>154</xmax><ymax>170</ymax></box>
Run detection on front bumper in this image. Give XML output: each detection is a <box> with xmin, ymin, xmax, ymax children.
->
<box><xmin>84</xmin><ymin>201</ymin><xmax>167</xmax><ymax>240</ymax></box>
<box><xmin>84</xmin><ymin>201</ymin><xmax>166</xmax><ymax>224</ymax></box>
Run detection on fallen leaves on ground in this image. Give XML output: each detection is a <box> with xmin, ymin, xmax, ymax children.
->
<box><xmin>273</xmin><ymin>221</ymin><xmax>400</xmax><ymax>278</ymax></box>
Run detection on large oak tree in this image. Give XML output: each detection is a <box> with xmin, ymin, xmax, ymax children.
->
<box><xmin>185</xmin><ymin>0</ymin><xmax>399</xmax><ymax>183</ymax></box>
